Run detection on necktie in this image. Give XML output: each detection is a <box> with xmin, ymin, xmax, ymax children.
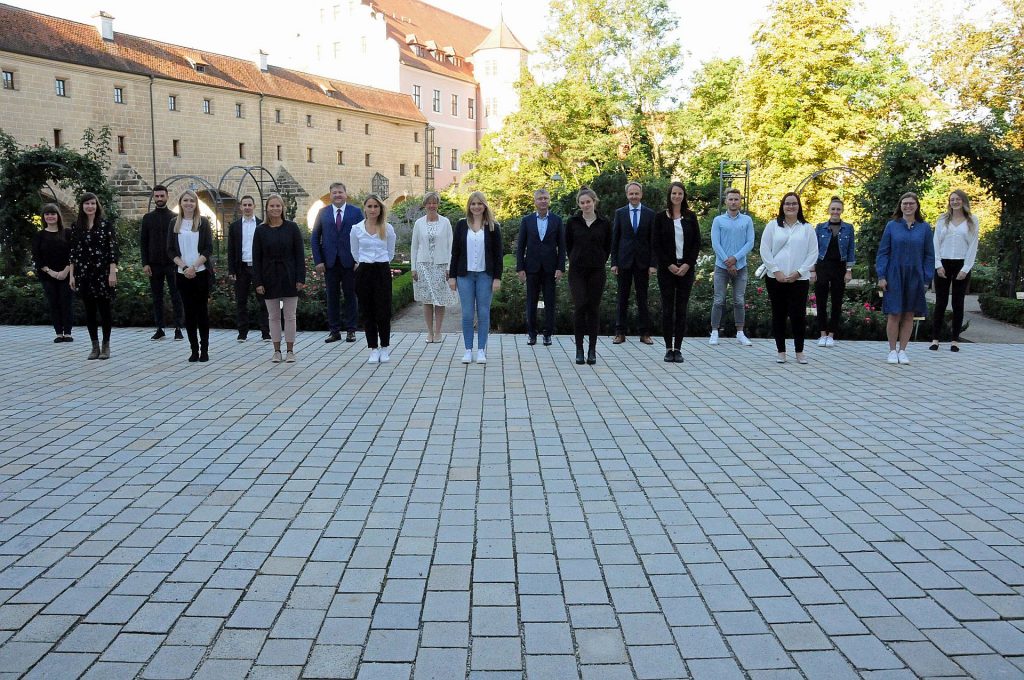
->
<box><xmin>631</xmin><ymin>208</ymin><xmax>639</xmax><ymax>232</ymax></box>
<box><xmin>335</xmin><ymin>208</ymin><xmax>342</xmax><ymax>233</ymax></box>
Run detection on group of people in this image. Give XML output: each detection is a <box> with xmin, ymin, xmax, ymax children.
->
<box><xmin>32</xmin><ymin>181</ymin><xmax>979</xmax><ymax>366</ymax></box>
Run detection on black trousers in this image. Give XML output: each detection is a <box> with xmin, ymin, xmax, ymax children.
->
<box><xmin>355</xmin><ymin>262</ymin><xmax>392</xmax><ymax>348</ymax></box>
<box><xmin>765</xmin><ymin>278</ymin><xmax>810</xmax><ymax>353</ymax></box>
<box><xmin>932</xmin><ymin>259</ymin><xmax>969</xmax><ymax>341</ymax></box>
<box><xmin>81</xmin><ymin>295</ymin><xmax>112</xmax><ymax>344</ymax></box>
<box><xmin>149</xmin><ymin>264</ymin><xmax>183</xmax><ymax>330</ymax></box>
<box><xmin>615</xmin><ymin>266</ymin><xmax>650</xmax><ymax>335</ymax></box>
<box><xmin>815</xmin><ymin>261</ymin><xmax>846</xmax><ymax>336</ymax></box>
<box><xmin>40</xmin><ymin>276</ymin><xmax>73</xmax><ymax>335</ymax></box>
<box><xmin>658</xmin><ymin>267</ymin><xmax>695</xmax><ymax>350</ymax></box>
<box><xmin>525</xmin><ymin>271</ymin><xmax>557</xmax><ymax>339</ymax></box>
<box><xmin>325</xmin><ymin>262</ymin><xmax>357</xmax><ymax>332</ymax></box>
<box><xmin>177</xmin><ymin>270</ymin><xmax>210</xmax><ymax>351</ymax></box>
<box><xmin>569</xmin><ymin>266</ymin><xmax>606</xmax><ymax>350</ymax></box>
<box><xmin>234</xmin><ymin>263</ymin><xmax>270</xmax><ymax>336</ymax></box>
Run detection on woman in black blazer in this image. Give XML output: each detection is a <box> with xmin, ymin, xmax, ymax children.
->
<box><xmin>653</xmin><ymin>182</ymin><xmax>701</xmax><ymax>363</ymax></box>
<box><xmin>566</xmin><ymin>187</ymin><xmax>612</xmax><ymax>365</ymax></box>
<box><xmin>167</xmin><ymin>190</ymin><xmax>214</xmax><ymax>362</ymax></box>
<box><xmin>448</xmin><ymin>191</ymin><xmax>503</xmax><ymax>364</ymax></box>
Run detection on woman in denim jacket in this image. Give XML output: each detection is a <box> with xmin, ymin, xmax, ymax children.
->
<box><xmin>811</xmin><ymin>197</ymin><xmax>856</xmax><ymax>347</ymax></box>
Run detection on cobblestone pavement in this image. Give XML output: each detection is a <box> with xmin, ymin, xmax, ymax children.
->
<box><xmin>1</xmin><ymin>326</ymin><xmax>1023</xmax><ymax>680</ymax></box>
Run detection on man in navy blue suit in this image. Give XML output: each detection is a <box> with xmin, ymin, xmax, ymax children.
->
<box><xmin>516</xmin><ymin>188</ymin><xmax>566</xmax><ymax>345</ymax></box>
<box><xmin>312</xmin><ymin>182</ymin><xmax>363</xmax><ymax>343</ymax></box>
<box><xmin>611</xmin><ymin>181</ymin><xmax>657</xmax><ymax>344</ymax></box>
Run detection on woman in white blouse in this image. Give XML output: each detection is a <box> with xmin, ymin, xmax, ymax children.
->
<box><xmin>351</xmin><ymin>194</ymin><xmax>397</xmax><ymax>364</ymax></box>
<box><xmin>411</xmin><ymin>192</ymin><xmax>456</xmax><ymax>343</ymax></box>
<box><xmin>167</xmin><ymin>190</ymin><xmax>213</xmax><ymax>363</ymax></box>
<box><xmin>930</xmin><ymin>190</ymin><xmax>979</xmax><ymax>352</ymax></box>
<box><xmin>759</xmin><ymin>192</ymin><xmax>819</xmax><ymax>364</ymax></box>
<box><xmin>448</xmin><ymin>191</ymin><xmax>503</xmax><ymax>364</ymax></box>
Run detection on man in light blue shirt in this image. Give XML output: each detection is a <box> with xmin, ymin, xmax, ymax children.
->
<box><xmin>710</xmin><ymin>188</ymin><xmax>755</xmax><ymax>346</ymax></box>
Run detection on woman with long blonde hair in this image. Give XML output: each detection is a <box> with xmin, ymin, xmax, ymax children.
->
<box><xmin>930</xmin><ymin>189</ymin><xmax>979</xmax><ymax>352</ymax></box>
<box><xmin>167</xmin><ymin>190</ymin><xmax>214</xmax><ymax>362</ymax></box>
<box><xmin>351</xmin><ymin>194</ymin><xmax>397</xmax><ymax>363</ymax></box>
<box><xmin>448</xmin><ymin>191</ymin><xmax>503</xmax><ymax>364</ymax></box>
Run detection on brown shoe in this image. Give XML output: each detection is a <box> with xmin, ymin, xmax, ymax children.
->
<box><xmin>639</xmin><ymin>335</ymin><xmax>654</xmax><ymax>345</ymax></box>
<box><xmin>613</xmin><ymin>335</ymin><xmax>626</xmax><ymax>344</ymax></box>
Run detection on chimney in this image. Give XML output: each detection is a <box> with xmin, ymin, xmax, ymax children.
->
<box><xmin>93</xmin><ymin>11</ymin><xmax>114</xmax><ymax>42</ymax></box>
<box><xmin>256</xmin><ymin>50</ymin><xmax>269</xmax><ymax>72</ymax></box>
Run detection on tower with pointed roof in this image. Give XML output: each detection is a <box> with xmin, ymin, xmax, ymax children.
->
<box><xmin>471</xmin><ymin>16</ymin><xmax>529</xmax><ymax>136</ymax></box>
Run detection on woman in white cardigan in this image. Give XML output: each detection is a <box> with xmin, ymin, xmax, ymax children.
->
<box><xmin>760</xmin><ymin>192</ymin><xmax>819</xmax><ymax>364</ymax></box>
<box><xmin>411</xmin><ymin>192</ymin><xmax>457</xmax><ymax>342</ymax></box>
<box><xmin>930</xmin><ymin>190</ymin><xmax>979</xmax><ymax>352</ymax></box>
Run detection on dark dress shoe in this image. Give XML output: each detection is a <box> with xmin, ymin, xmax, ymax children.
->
<box><xmin>199</xmin><ymin>351</ymin><xmax>209</xmax><ymax>362</ymax></box>
<box><xmin>346</xmin><ymin>331</ymin><xmax>357</xmax><ymax>342</ymax></box>
<box><xmin>950</xmin><ymin>344</ymin><xmax>960</xmax><ymax>352</ymax></box>
<box><xmin>54</xmin><ymin>336</ymin><xmax>63</xmax><ymax>343</ymax></box>
<box><xmin>576</xmin><ymin>349</ymin><xmax>585</xmax><ymax>365</ymax></box>
<box><xmin>262</xmin><ymin>332</ymin><xmax>272</xmax><ymax>342</ymax></box>
<box><xmin>640</xmin><ymin>335</ymin><xmax>655</xmax><ymax>345</ymax></box>
<box><xmin>174</xmin><ymin>328</ymin><xmax>184</xmax><ymax>340</ymax></box>
<box><xmin>673</xmin><ymin>349</ymin><xmax>685</xmax><ymax>363</ymax></box>
<box><xmin>928</xmin><ymin>342</ymin><xmax>939</xmax><ymax>351</ymax></box>
<box><xmin>586</xmin><ymin>350</ymin><xmax>597</xmax><ymax>365</ymax></box>
<box><xmin>325</xmin><ymin>331</ymin><xmax>342</xmax><ymax>343</ymax></box>
<box><xmin>188</xmin><ymin>351</ymin><xmax>199</xmax><ymax>362</ymax></box>
<box><xmin>151</xmin><ymin>328</ymin><xmax>165</xmax><ymax>340</ymax></box>
<box><xmin>64</xmin><ymin>336</ymin><xmax>73</xmax><ymax>342</ymax></box>
<box><xmin>543</xmin><ymin>336</ymin><xmax>552</xmax><ymax>346</ymax></box>
<box><xmin>237</xmin><ymin>332</ymin><xmax>247</xmax><ymax>342</ymax></box>
<box><xmin>664</xmin><ymin>349</ymin><xmax>674</xmax><ymax>362</ymax></box>
<box><xmin>527</xmin><ymin>336</ymin><xmax>537</xmax><ymax>346</ymax></box>
<box><xmin>612</xmin><ymin>335</ymin><xmax>626</xmax><ymax>344</ymax></box>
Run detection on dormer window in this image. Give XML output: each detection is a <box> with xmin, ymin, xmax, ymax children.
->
<box><xmin>186</xmin><ymin>57</ymin><xmax>208</xmax><ymax>74</ymax></box>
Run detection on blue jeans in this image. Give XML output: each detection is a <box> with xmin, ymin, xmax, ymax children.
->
<box><xmin>456</xmin><ymin>272</ymin><xmax>494</xmax><ymax>350</ymax></box>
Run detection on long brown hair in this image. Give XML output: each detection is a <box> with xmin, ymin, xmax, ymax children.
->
<box><xmin>75</xmin><ymin>192</ymin><xmax>104</xmax><ymax>229</ymax></box>
<box><xmin>41</xmin><ymin>203</ymin><xmax>66</xmax><ymax>233</ymax></box>
<box><xmin>665</xmin><ymin>181</ymin><xmax>693</xmax><ymax>219</ymax></box>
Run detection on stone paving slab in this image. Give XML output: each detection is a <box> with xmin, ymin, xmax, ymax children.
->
<box><xmin>1</xmin><ymin>326</ymin><xmax>1023</xmax><ymax>679</ymax></box>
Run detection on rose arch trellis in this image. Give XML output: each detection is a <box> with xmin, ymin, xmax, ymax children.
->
<box><xmin>858</xmin><ymin>124</ymin><xmax>1024</xmax><ymax>295</ymax></box>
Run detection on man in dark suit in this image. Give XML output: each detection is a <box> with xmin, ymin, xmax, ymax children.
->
<box><xmin>311</xmin><ymin>182</ymin><xmax>363</xmax><ymax>343</ymax></box>
<box><xmin>227</xmin><ymin>195</ymin><xmax>269</xmax><ymax>341</ymax></box>
<box><xmin>611</xmin><ymin>181</ymin><xmax>657</xmax><ymax>344</ymax></box>
<box><xmin>516</xmin><ymin>188</ymin><xmax>566</xmax><ymax>345</ymax></box>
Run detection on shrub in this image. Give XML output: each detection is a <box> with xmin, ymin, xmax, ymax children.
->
<box><xmin>979</xmin><ymin>294</ymin><xmax>1024</xmax><ymax>326</ymax></box>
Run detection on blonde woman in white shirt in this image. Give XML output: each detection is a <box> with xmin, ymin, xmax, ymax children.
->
<box><xmin>167</xmin><ymin>190</ymin><xmax>213</xmax><ymax>363</ymax></box>
<box><xmin>411</xmin><ymin>191</ymin><xmax>456</xmax><ymax>343</ymax></box>
<box><xmin>351</xmin><ymin>194</ymin><xmax>398</xmax><ymax>364</ymax></box>
<box><xmin>760</xmin><ymin>192</ymin><xmax>819</xmax><ymax>364</ymax></box>
<box><xmin>930</xmin><ymin>190</ymin><xmax>979</xmax><ymax>352</ymax></box>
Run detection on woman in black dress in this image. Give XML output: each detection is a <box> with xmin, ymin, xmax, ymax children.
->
<box><xmin>167</xmin><ymin>190</ymin><xmax>214</xmax><ymax>362</ymax></box>
<box><xmin>69</xmin><ymin>193</ymin><xmax>118</xmax><ymax>360</ymax></box>
<box><xmin>253</xmin><ymin>193</ymin><xmax>306</xmax><ymax>363</ymax></box>
<box><xmin>32</xmin><ymin>203</ymin><xmax>73</xmax><ymax>343</ymax></box>
<box><xmin>565</xmin><ymin>187</ymin><xmax>612</xmax><ymax>365</ymax></box>
<box><xmin>653</xmin><ymin>182</ymin><xmax>701</xmax><ymax>363</ymax></box>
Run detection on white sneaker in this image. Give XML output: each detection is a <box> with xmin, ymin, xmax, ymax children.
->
<box><xmin>887</xmin><ymin>350</ymin><xmax>899</xmax><ymax>364</ymax></box>
<box><xmin>709</xmin><ymin>331</ymin><xmax>720</xmax><ymax>346</ymax></box>
<box><xmin>461</xmin><ymin>350</ymin><xmax>473</xmax><ymax>364</ymax></box>
<box><xmin>897</xmin><ymin>350</ymin><xmax>910</xmax><ymax>365</ymax></box>
<box><xmin>736</xmin><ymin>332</ymin><xmax>752</xmax><ymax>346</ymax></box>
<box><xmin>818</xmin><ymin>336</ymin><xmax>828</xmax><ymax>347</ymax></box>
<box><xmin>379</xmin><ymin>347</ymin><xmax>390</xmax><ymax>362</ymax></box>
<box><xmin>367</xmin><ymin>349</ymin><xmax>380</xmax><ymax>364</ymax></box>
<box><xmin>825</xmin><ymin>337</ymin><xmax>836</xmax><ymax>348</ymax></box>
<box><xmin>476</xmin><ymin>349</ymin><xmax>487</xmax><ymax>364</ymax></box>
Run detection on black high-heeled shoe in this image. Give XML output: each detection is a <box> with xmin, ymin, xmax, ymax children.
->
<box><xmin>950</xmin><ymin>344</ymin><xmax>960</xmax><ymax>352</ymax></box>
<box><xmin>586</xmin><ymin>349</ymin><xmax>597</xmax><ymax>365</ymax></box>
<box><xmin>928</xmin><ymin>342</ymin><xmax>939</xmax><ymax>351</ymax></box>
<box><xmin>575</xmin><ymin>349</ymin><xmax>585</xmax><ymax>365</ymax></box>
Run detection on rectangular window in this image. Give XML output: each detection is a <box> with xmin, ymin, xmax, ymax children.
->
<box><xmin>168</xmin><ymin>94</ymin><xmax>177</xmax><ymax>111</ymax></box>
<box><xmin>2</xmin><ymin>71</ymin><xmax>13</xmax><ymax>90</ymax></box>
<box><xmin>432</xmin><ymin>89</ymin><xmax>440</xmax><ymax>113</ymax></box>
<box><xmin>306</xmin><ymin>114</ymin><xmax>313</xmax><ymax>127</ymax></box>
<box><xmin>432</xmin><ymin>146</ymin><xmax>440</xmax><ymax>169</ymax></box>
<box><xmin>276</xmin><ymin>144</ymin><xmax>282</xmax><ymax>161</ymax></box>
<box><xmin>113</xmin><ymin>86</ymin><xmax>124</xmax><ymax>104</ymax></box>
<box><xmin>307</xmin><ymin>147</ymin><xmax>314</xmax><ymax>163</ymax></box>
<box><xmin>275</xmin><ymin>108</ymin><xmax>282</xmax><ymax>123</ymax></box>
<box><xmin>360</xmin><ymin>36</ymin><xmax>367</xmax><ymax>54</ymax></box>
<box><xmin>468</xmin><ymin>98</ymin><xmax>475</xmax><ymax>120</ymax></box>
<box><xmin>55</xmin><ymin>78</ymin><xmax>66</xmax><ymax>97</ymax></box>
<box><xmin>202</xmin><ymin>98</ymin><xmax>212</xmax><ymax>114</ymax></box>
<box><xmin>235</xmin><ymin>103</ymin><xmax>243</xmax><ymax>118</ymax></box>
<box><xmin>364</xmin><ymin>123</ymin><xmax>370</xmax><ymax>135</ymax></box>
<box><xmin>451</xmin><ymin>148</ymin><xmax>459</xmax><ymax>171</ymax></box>
<box><xmin>365</xmin><ymin>153</ymin><xmax>371</xmax><ymax>167</ymax></box>
<box><xmin>117</xmin><ymin>135</ymin><xmax>126</xmax><ymax>154</ymax></box>
<box><xmin>172</xmin><ymin>139</ymin><xmax>180</xmax><ymax>156</ymax></box>
<box><xmin>412</xmin><ymin>84</ymin><xmax>421</xmax><ymax>109</ymax></box>
<box><xmin>336</xmin><ymin>118</ymin><xmax>343</xmax><ymax>131</ymax></box>
<box><xmin>53</xmin><ymin>129</ymin><xmax>62</xmax><ymax>147</ymax></box>
<box><xmin>400</xmin><ymin>163</ymin><xmax>407</xmax><ymax>176</ymax></box>
<box><xmin>414</xmin><ymin>164</ymin><xmax>421</xmax><ymax>177</ymax></box>
<box><xmin>333</xmin><ymin>41</ymin><xmax>340</xmax><ymax>58</ymax></box>
<box><xmin>414</xmin><ymin>131</ymin><xmax>420</xmax><ymax>143</ymax></box>
<box><xmin>451</xmin><ymin>94</ymin><xmax>458</xmax><ymax>116</ymax></box>
<box><xmin>239</xmin><ymin>142</ymin><xmax>245</xmax><ymax>159</ymax></box>
<box><xmin>337</xmin><ymin>150</ymin><xmax>344</xmax><ymax>165</ymax></box>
